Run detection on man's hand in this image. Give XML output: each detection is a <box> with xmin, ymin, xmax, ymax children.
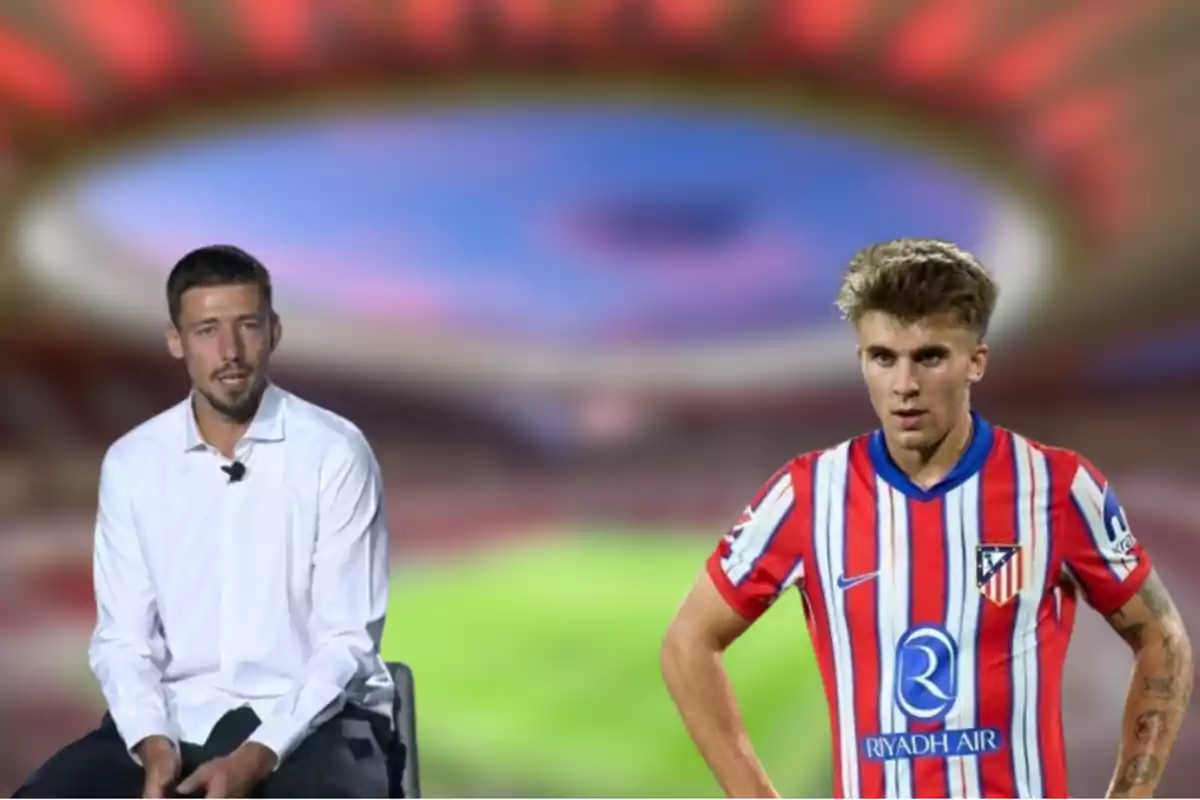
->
<box><xmin>176</xmin><ymin>742</ymin><xmax>278</xmax><ymax>798</ymax></box>
<box><xmin>134</xmin><ymin>735</ymin><xmax>180</xmax><ymax>798</ymax></box>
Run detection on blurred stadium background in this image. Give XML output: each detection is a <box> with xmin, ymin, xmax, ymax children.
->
<box><xmin>0</xmin><ymin>0</ymin><xmax>1198</xmax><ymax>796</ymax></box>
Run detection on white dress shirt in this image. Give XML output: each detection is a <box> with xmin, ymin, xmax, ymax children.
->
<box><xmin>87</xmin><ymin>382</ymin><xmax>394</xmax><ymax>764</ymax></box>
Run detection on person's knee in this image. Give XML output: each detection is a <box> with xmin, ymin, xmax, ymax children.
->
<box><xmin>260</xmin><ymin>758</ymin><xmax>388</xmax><ymax>798</ymax></box>
<box><xmin>15</xmin><ymin>760</ymin><xmax>106</xmax><ymax>798</ymax></box>
<box><xmin>12</xmin><ymin>770</ymin><xmax>84</xmax><ymax>799</ymax></box>
<box><xmin>258</xmin><ymin>712</ymin><xmax>391</xmax><ymax>798</ymax></box>
<box><xmin>14</xmin><ymin>731</ymin><xmax>143</xmax><ymax>798</ymax></box>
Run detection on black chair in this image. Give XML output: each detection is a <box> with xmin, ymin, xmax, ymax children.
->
<box><xmin>386</xmin><ymin>662</ymin><xmax>420</xmax><ymax>798</ymax></box>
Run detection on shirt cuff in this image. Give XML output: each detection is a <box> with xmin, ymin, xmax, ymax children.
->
<box><xmin>247</xmin><ymin>696</ymin><xmax>348</xmax><ymax>769</ymax></box>
<box><xmin>705</xmin><ymin>556</ymin><xmax>766</xmax><ymax>621</ymax></box>
<box><xmin>245</xmin><ymin>718</ymin><xmax>306</xmax><ymax>768</ymax></box>
<box><xmin>115</xmin><ymin>714</ymin><xmax>177</xmax><ymax>766</ymax></box>
<box><xmin>1089</xmin><ymin>557</ymin><xmax>1154</xmax><ymax>616</ymax></box>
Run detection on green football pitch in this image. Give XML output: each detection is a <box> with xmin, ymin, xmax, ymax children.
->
<box><xmin>382</xmin><ymin>529</ymin><xmax>832</xmax><ymax>797</ymax></box>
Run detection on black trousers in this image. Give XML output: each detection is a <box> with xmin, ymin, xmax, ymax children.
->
<box><xmin>13</xmin><ymin>705</ymin><xmax>394</xmax><ymax>798</ymax></box>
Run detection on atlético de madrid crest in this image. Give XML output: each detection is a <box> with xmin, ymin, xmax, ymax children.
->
<box><xmin>976</xmin><ymin>544</ymin><xmax>1024</xmax><ymax>607</ymax></box>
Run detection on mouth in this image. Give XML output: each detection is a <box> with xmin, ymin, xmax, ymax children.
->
<box><xmin>216</xmin><ymin>372</ymin><xmax>251</xmax><ymax>388</ymax></box>
<box><xmin>892</xmin><ymin>409</ymin><xmax>926</xmax><ymax>430</ymax></box>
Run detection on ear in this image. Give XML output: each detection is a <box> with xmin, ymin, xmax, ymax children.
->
<box><xmin>166</xmin><ymin>324</ymin><xmax>184</xmax><ymax>360</ymax></box>
<box><xmin>967</xmin><ymin>342</ymin><xmax>989</xmax><ymax>384</ymax></box>
<box><xmin>269</xmin><ymin>313</ymin><xmax>282</xmax><ymax>353</ymax></box>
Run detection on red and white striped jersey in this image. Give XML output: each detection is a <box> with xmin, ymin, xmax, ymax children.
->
<box><xmin>706</xmin><ymin>414</ymin><xmax>1151</xmax><ymax>799</ymax></box>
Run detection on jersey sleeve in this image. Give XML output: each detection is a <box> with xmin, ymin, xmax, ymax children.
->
<box><xmin>705</xmin><ymin>458</ymin><xmax>808</xmax><ymax>622</ymax></box>
<box><xmin>1060</xmin><ymin>455</ymin><xmax>1152</xmax><ymax>615</ymax></box>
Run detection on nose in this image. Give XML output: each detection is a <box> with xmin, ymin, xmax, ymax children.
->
<box><xmin>892</xmin><ymin>359</ymin><xmax>920</xmax><ymax>398</ymax></box>
<box><xmin>216</xmin><ymin>324</ymin><xmax>243</xmax><ymax>363</ymax></box>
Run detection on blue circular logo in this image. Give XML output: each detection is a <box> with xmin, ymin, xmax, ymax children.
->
<box><xmin>895</xmin><ymin>625</ymin><xmax>958</xmax><ymax>721</ymax></box>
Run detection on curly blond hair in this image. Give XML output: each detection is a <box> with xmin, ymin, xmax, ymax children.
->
<box><xmin>835</xmin><ymin>238</ymin><xmax>999</xmax><ymax>338</ymax></box>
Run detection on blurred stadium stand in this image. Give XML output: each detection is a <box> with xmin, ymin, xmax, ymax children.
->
<box><xmin>0</xmin><ymin>0</ymin><xmax>1198</xmax><ymax>797</ymax></box>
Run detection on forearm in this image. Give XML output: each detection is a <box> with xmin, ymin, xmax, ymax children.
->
<box><xmin>247</xmin><ymin>633</ymin><xmax>370</xmax><ymax>761</ymax></box>
<box><xmin>253</xmin><ymin>437</ymin><xmax>389</xmax><ymax>762</ymax></box>
<box><xmin>1108</xmin><ymin>632</ymin><xmax>1193</xmax><ymax>798</ymax></box>
<box><xmin>89</xmin><ymin>637</ymin><xmax>173</xmax><ymax>750</ymax></box>
<box><xmin>90</xmin><ymin>449</ymin><xmax>173</xmax><ymax>754</ymax></box>
<box><xmin>662</xmin><ymin>638</ymin><xmax>777</xmax><ymax>798</ymax></box>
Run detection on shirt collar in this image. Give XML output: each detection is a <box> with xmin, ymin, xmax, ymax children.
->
<box><xmin>183</xmin><ymin>382</ymin><xmax>286</xmax><ymax>452</ymax></box>
<box><xmin>867</xmin><ymin>411</ymin><xmax>994</xmax><ymax>501</ymax></box>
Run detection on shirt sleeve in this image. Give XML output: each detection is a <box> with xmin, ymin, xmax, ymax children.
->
<box><xmin>705</xmin><ymin>458</ymin><xmax>808</xmax><ymax>622</ymax></box>
<box><xmin>1060</xmin><ymin>455</ymin><xmax>1152</xmax><ymax>615</ymax></box>
<box><xmin>248</xmin><ymin>432</ymin><xmax>390</xmax><ymax>763</ymax></box>
<box><xmin>87</xmin><ymin>446</ymin><xmax>176</xmax><ymax>761</ymax></box>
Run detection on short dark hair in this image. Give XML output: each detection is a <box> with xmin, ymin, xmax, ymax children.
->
<box><xmin>835</xmin><ymin>238</ymin><xmax>999</xmax><ymax>338</ymax></box>
<box><xmin>167</xmin><ymin>245</ymin><xmax>273</xmax><ymax>327</ymax></box>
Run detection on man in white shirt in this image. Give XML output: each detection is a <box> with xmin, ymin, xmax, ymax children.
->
<box><xmin>15</xmin><ymin>245</ymin><xmax>397</xmax><ymax>798</ymax></box>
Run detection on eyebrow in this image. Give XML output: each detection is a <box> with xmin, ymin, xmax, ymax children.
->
<box><xmin>865</xmin><ymin>344</ymin><xmax>951</xmax><ymax>357</ymax></box>
<box><xmin>190</xmin><ymin>312</ymin><xmax>263</xmax><ymax>328</ymax></box>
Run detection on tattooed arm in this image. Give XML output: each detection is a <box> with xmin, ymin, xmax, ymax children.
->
<box><xmin>1103</xmin><ymin>569</ymin><xmax>1193</xmax><ymax>798</ymax></box>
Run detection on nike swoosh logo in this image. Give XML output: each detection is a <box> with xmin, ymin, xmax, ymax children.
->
<box><xmin>836</xmin><ymin>571</ymin><xmax>879</xmax><ymax>590</ymax></box>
